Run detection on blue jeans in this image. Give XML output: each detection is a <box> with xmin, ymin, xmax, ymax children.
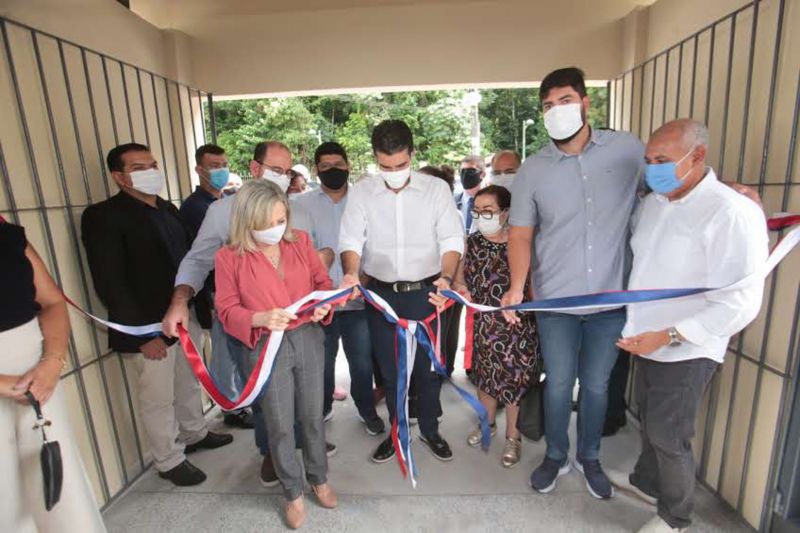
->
<box><xmin>323</xmin><ymin>309</ymin><xmax>378</xmax><ymax>418</ymax></box>
<box><xmin>209</xmin><ymin>316</ymin><xmax>243</xmax><ymax>400</ymax></box>
<box><xmin>534</xmin><ymin>308</ymin><xmax>626</xmax><ymax>463</ymax></box>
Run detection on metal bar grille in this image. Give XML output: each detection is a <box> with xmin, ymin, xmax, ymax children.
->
<box><xmin>608</xmin><ymin>2</ymin><xmax>800</xmax><ymax>530</ymax></box>
<box><xmin>0</xmin><ymin>14</ymin><xmax>213</xmax><ymax>508</ymax></box>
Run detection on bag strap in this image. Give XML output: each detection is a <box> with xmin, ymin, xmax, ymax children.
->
<box><xmin>25</xmin><ymin>391</ymin><xmax>51</xmax><ymax>441</ymax></box>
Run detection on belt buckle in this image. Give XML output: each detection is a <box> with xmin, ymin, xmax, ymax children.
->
<box><xmin>392</xmin><ymin>281</ymin><xmax>420</xmax><ymax>293</ymax></box>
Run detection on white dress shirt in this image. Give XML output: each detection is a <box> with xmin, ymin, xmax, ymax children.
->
<box><xmin>339</xmin><ymin>170</ymin><xmax>465</xmax><ymax>283</ymax></box>
<box><xmin>622</xmin><ymin>168</ymin><xmax>768</xmax><ymax>363</ymax></box>
<box><xmin>174</xmin><ymin>192</ymin><xmax>314</xmax><ymax>294</ymax></box>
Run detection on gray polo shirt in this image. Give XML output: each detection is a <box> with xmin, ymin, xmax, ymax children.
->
<box><xmin>509</xmin><ymin>128</ymin><xmax>644</xmax><ymax>314</ymax></box>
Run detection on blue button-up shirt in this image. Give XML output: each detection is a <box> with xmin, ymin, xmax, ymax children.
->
<box><xmin>509</xmin><ymin>129</ymin><xmax>645</xmax><ymax>313</ymax></box>
<box><xmin>295</xmin><ymin>187</ymin><xmax>363</xmax><ymax>310</ymax></box>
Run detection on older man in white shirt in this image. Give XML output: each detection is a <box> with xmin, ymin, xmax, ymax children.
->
<box><xmin>615</xmin><ymin>119</ymin><xmax>768</xmax><ymax>533</ymax></box>
<box><xmin>339</xmin><ymin>120</ymin><xmax>465</xmax><ymax>464</ymax></box>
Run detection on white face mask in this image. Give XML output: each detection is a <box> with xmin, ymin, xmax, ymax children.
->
<box><xmin>543</xmin><ymin>103</ymin><xmax>584</xmax><ymax>141</ymax></box>
<box><xmin>129</xmin><ymin>168</ymin><xmax>165</xmax><ymax>196</ymax></box>
<box><xmin>261</xmin><ymin>168</ymin><xmax>291</xmax><ymax>193</ymax></box>
<box><xmin>252</xmin><ymin>223</ymin><xmax>286</xmax><ymax>245</ymax></box>
<box><xmin>492</xmin><ymin>173</ymin><xmax>516</xmax><ymax>190</ymax></box>
<box><xmin>476</xmin><ymin>212</ymin><xmax>504</xmax><ymax>236</ymax></box>
<box><xmin>380</xmin><ymin>167</ymin><xmax>411</xmax><ymax>189</ymax></box>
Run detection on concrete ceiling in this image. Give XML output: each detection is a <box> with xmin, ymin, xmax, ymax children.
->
<box><xmin>130</xmin><ymin>0</ymin><xmax>481</xmax><ymax>30</ymax></box>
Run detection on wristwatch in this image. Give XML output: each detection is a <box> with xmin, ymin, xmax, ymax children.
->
<box><xmin>667</xmin><ymin>327</ymin><xmax>683</xmax><ymax>347</ymax></box>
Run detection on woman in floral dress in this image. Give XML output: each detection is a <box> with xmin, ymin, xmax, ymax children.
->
<box><xmin>455</xmin><ymin>185</ymin><xmax>541</xmax><ymax>468</ymax></box>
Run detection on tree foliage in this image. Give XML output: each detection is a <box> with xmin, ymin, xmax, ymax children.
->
<box><xmin>206</xmin><ymin>87</ymin><xmax>608</xmax><ymax>177</ymax></box>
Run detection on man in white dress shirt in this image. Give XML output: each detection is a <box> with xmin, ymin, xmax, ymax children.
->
<box><xmin>339</xmin><ymin>120</ymin><xmax>465</xmax><ymax>463</ymax></box>
<box><xmin>615</xmin><ymin>119</ymin><xmax>768</xmax><ymax>533</ymax></box>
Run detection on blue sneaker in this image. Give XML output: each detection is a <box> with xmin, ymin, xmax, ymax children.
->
<box><xmin>575</xmin><ymin>457</ymin><xmax>614</xmax><ymax>499</ymax></box>
<box><xmin>529</xmin><ymin>457</ymin><xmax>571</xmax><ymax>493</ymax></box>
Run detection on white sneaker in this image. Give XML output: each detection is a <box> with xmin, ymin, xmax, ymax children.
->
<box><xmin>607</xmin><ymin>469</ymin><xmax>657</xmax><ymax>506</ymax></box>
<box><xmin>637</xmin><ymin>515</ymin><xmax>686</xmax><ymax>532</ymax></box>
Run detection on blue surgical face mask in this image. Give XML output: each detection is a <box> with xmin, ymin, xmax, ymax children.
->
<box><xmin>208</xmin><ymin>167</ymin><xmax>230</xmax><ymax>190</ymax></box>
<box><xmin>644</xmin><ymin>148</ymin><xmax>694</xmax><ymax>195</ymax></box>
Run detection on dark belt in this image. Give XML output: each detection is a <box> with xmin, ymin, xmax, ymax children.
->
<box><xmin>370</xmin><ymin>274</ymin><xmax>440</xmax><ymax>293</ymax></box>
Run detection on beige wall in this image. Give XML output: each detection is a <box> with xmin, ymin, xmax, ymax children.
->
<box><xmin>614</xmin><ymin>0</ymin><xmax>800</xmax><ymax>529</ymax></box>
<box><xmin>0</xmin><ymin>0</ymin><xmax>196</xmax><ymax>86</ymax></box>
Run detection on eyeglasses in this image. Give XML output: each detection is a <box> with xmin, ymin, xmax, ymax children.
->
<box><xmin>470</xmin><ymin>209</ymin><xmax>506</xmax><ymax>220</ymax></box>
<box><xmin>257</xmin><ymin>161</ymin><xmax>290</xmax><ymax>175</ymax></box>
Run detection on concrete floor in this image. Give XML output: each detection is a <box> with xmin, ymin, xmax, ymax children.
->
<box><xmin>103</xmin><ymin>351</ymin><xmax>751</xmax><ymax>533</ymax></box>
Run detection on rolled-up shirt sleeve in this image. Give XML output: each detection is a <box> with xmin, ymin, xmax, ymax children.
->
<box><xmin>175</xmin><ymin>198</ymin><xmax>228</xmax><ymax>294</ymax></box>
<box><xmin>434</xmin><ymin>181</ymin><xmax>465</xmax><ymax>256</ymax></box>
<box><xmin>676</xmin><ymin>209</ymin><xmax>769</xmax><ymax>346</ymax></box>
<box><xmin>338</xmin><ymin>185</ymin><xmax>367</xmax><ymax>256</ymax></box>
<box><xmin>214</xmin><ymin>247</ymin><xmax>261</xmax><ymax>348</ymax></box>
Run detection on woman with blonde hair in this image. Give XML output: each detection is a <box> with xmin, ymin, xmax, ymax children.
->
<box><xmin>214</xmin><ymin>180</ymin><xmax>335</xmax><ymax>529</ymax></box>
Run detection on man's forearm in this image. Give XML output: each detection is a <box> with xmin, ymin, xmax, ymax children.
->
<box><xmin>507</xmin><ymin>227</ymin><xmax>533</xmax><ymax>293</ymax></box>
<box><xmin>440</xmin><ymin>251</ymin><xmax>460</xmax><ymax>280</ymax></box>
<box><xmin>341</xmin><ymin>251</ymin><xmax>361</xmax><ymax>277</ymax></box>
<box><xmin>172</xmin><ymin>284</ymin><xmax>195</xmax><ymax>303</ymax></box>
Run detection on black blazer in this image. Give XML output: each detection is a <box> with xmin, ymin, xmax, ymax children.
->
<box><xmin>81</xmin><ymin>192</ymin><xmax>189</xmax><ymax>353</ymax></box>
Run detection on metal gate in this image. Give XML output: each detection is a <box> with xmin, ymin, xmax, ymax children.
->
<box><xmin>0</xmin><ymin>15</ymin><xmax>214</xmax><ymax>509</ymax></box>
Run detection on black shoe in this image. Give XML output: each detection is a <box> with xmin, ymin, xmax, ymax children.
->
<box><xmin>371</xmin><ymin>436</ymin><xmax>396</xmax><ymax>463</ymax></box>
<box><xmin>260</xmin><ymin>454</ymin><xmax>279</xmax><ymax>488</ymax></box>
<box><xmin>602</xmin><ymin>415</ymin><xmax>627</xmax><ymax>437</ymax></box>
<box><xmin>224</xmin><ymin>410</ymin><xmax>255</xmax><ymax>429</ymax></box>
<box><xmin>420</xmin><ymin>433</ymin><xmax>453</xmax><ymax>462</ymax></box>
<box><xmin>184</xmin><ymin>431</ymin><xmax>234</xmax><ymax>454</ymax></box>
<box><xmin>158</xmin><ymin>460</ymin><xmax>206</xmax><ymax>486</ymax></box>
<box><xmin>326</xmin><ymin>441</ymin><xmax>337</xmax><ymax>457</ymax></box>
<box><xmin>359</xmin><ymin>412</ymin><xmax>386</xmax><ymax>436</ymax></box>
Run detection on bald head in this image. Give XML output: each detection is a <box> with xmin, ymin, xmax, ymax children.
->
<box><xmin>491</xmin><ymin>150</ymin><xmax>522</xmax><ymax>174</ymax></box>
<box><xmin>651</xmin><ymin>119</ymin><xmax>709</xmax><ymax>153</ymax></box>
<box><xmin>646</xmin><ymin>118</ymin><xmax>709</xmax><ymax>199</ymax></box>
<box><xmin>249</xmin><ymin>140</ymin><xmax>293</xmax><ymax>179</ymax></box>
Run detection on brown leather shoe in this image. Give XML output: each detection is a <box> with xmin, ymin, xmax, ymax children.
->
<box><xmin>285</xmin><ymin>496</ymin><xmax>306</xmax><ymax>529</ymax></box>
<box><xmin>311</xmin><ymin>483</ymin><xmax>338</xmax><ymax>509</ymax></box>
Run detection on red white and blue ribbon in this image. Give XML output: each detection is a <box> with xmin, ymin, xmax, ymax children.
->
<box><xmin>63</xmin><ymin>219</ymin><xmax>800</xmax><ymax>487</ymax></box>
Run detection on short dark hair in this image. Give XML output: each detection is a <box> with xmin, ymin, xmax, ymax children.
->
<box><xmin>253</xmin><ymin>140</ymin><xmax>291</xmax><ymax>164</ymax></box>
<box><xmin>419</xmin><ymin>165</ymin><xmax>454</xmax><ymax>192</ymax></box>
<box><xmin>253</xmin><ymin>141</ymin><xmax>268</xmax><ymax>164</ymax></box>
<box><xmin>107</xmin><ymin>143</ymin><xmax>150</xmax><ymax>172</ymax></box>
<box><xmin>539</xmin><ymin>67</ymin><xmax>587</xmax><ymax>103</ymax></box>
<box><xmin>195</xmin><ymin>143</ymin><xmax>225</xmax><ymax>165</ymax></box>
<box><xmin>475</xmin><ymin>184</ymin><xmax>511</xmax><ymax>210</ymax></box>
<box><xmin>314</xmin><ymin>142</ymin><xmax>349</xmax><ymax>166</ymax></box>
<box><xmin>371</xmin><ymin>119</ymin><xmax>414</xmax><ymax>155</ymax></box>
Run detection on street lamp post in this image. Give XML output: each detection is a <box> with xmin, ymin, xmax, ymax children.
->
<box><xmin>463</xmin><ymin>91</ymin><xmax>483</xmax><ymax>155</ymax></box>
<box><xmin>521</xmin><ymin>118</ymin><xmax>535</xmax><ymax>160</ymax></box>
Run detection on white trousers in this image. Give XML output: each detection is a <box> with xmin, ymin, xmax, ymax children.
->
<box><xmin>0</xmin><ymin>319</ymin><xmax>106</xmax><ymax>533</ymax></box>
<box><xmin>122</xmin><ymin>317</ymin><xmax>207</xmax><ymax>472</ymax></box>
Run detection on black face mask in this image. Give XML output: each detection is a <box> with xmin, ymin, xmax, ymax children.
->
<box><xmin>460</xmin><ymin>167</ymin><xmax>482</xmax><ymax>189</ymax></box>
<box><xmin>318</xmin><ymin>167</ymin><xmax>349</xmax><ymax>190</ymax></box>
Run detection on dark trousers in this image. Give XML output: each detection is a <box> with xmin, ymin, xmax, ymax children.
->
<box><xmin>606</xmin><ymin>350</ymin><xmax>630</xmax><ymax>423</ymax></box>
<box><xmin>366</xmin><ymin>282</ymin><xmax>442</xmax><ymax>437</ymax></box>
<box><xmin>631</xmin><ymin>357</ymin><xmax>718</xmax><ymax>529</ymax></box>
<box><xmin>442</xmin><ymin>303</ymin><xmax>463</xmax><ymax>376</ymax></box>
<box><xmin>323</xmin><ymin>309</ymin><xmax>378</xmax><ymax>418</ymax></box>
